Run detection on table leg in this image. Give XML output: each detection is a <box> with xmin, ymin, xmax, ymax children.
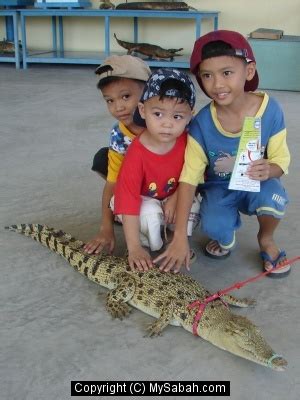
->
<box><xmin>58</xmin><ymin>16</ymin><xmax>64</xmax><ymax>55</ymax></box>
<box><xmin>195</xmin><ymin>16</ymin><xmax>201</xmax><ymax>38</ymax></box>
<box><xmin>52</xmin><ymin>16</ymin><xmax>57</xmax><ymax>54</ymax></box>
<box><xmin>104</xmin><ymin>15</ymin><xmax>110</xmax><ymax>56</ymax></box>
<box><xmin>21</xmin><ymin>14</ymin><xmax>27</xmax><ymax>69</ymax></box>
<box><xmin>214</xmin><ymin>16</ymin><xmax>218</xmax><ymax>30</ymax></box>
<box><xmin>133</xmin><ymin>16</ymin><xmax>138</xmax><ymax>42</ymax></box>
<box><xmin>13</xmin><ymin>13</ymin><xmax>20</xmax><ymax>69</ymax></box>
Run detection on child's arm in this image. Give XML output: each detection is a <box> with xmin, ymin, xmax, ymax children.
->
<box><xmin>162</xmin><ymin>190</ymin><xmax>178</xmax><ymax>224</ymax></box>
<box><xmin>154</xmin><ymin>182</ymin><xmax>196</xmax><ymax>273</ymax></box>
<box><xmin>84</xmin><ymin>181</ymin><xmax>115</xmax><ymax>254</ymax></box>
<box><xmin>122</xmin><ymin>215</ymin><xmax>153</xmax><ymax>272</ymax></box>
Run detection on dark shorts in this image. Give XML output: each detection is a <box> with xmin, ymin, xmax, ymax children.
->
<box><xmin>91</xmin><ymin>147</ymin><xmax>108</xmax><ymax>178</ymax></box>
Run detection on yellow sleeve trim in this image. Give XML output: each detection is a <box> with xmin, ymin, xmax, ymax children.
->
<box><xmin>267</xmin><ymin>129</ymin><xmax>290</xmax><ymax>174</ymax></box>
<box><xmin>107</xmin><ymin>150</ymin><xmax>124</xmax><ymax>183</ymax></box>
<box><xmin>179</xmin><ymin>136</ymin><xmax>208</xmax><ymax>185</ymax></box>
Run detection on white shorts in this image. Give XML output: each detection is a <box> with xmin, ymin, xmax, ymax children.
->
<box><xmin>111</xmin><ymin>195</ymin><xmax>201</xmax><ymax>252</ymax></box>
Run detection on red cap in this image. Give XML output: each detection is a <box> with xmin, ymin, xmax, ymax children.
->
<box><xmin>190</xmin><ymin>30</ymin><xmax>259</xmax><ymax>96</ymax></box>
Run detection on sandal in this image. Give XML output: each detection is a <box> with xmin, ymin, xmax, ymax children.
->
<box><xmin>260</xmin><ymin>250</ymin><xmax>291</xmax><ymax>278</ymax></box>
<box><xmin>204</xmin><ymin>240</ymin><xmax>231</xmax><ymax>260</ymax></box>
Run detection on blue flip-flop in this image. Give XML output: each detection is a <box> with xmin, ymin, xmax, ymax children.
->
<box><xmin>260</xmin><ymin>250</ymin><xmax>291</xmax><ymax>278</ymax></box>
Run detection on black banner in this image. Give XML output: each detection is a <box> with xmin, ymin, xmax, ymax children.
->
<box><xmin>71</xmin><ymin>380</ymin><xmax>230</xmax><ymax>396</ymax></box>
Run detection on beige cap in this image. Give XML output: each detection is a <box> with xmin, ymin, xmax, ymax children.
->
<box><xmin>95</xmin><ymin>55</ymin><xmax>151</xmax><ymax>82</ymax></box>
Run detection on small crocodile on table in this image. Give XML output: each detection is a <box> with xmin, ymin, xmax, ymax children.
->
<box><xmin>114</xmin><ymin>33</ymin><xmax>183</xmax><ymax>61</ymax></box>
<box><xmin>6</xmin><ymin>223</ymin><xmax>288</xmax><ymax>371</ymax></box>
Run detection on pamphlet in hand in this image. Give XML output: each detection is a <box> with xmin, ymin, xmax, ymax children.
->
<box><xmin>229</xmin><ymin>117</ymin><xmax>262</xmax><ymax>192</ymax></box>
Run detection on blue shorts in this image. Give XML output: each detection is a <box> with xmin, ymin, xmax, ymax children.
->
<box><xmin>199</xmin><ymin>178</ymin><xmax>289</xmax><ymax>249</ymax></box>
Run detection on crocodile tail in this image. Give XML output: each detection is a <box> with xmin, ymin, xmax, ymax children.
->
<box><xmin>5</xmin><ymin>223</ymin><xmax>92</xmax><ymax>273</ymax></box>
<box><xmin>114</xmin><ymin>33</ymin><xmax>131</xmax><ymax>50</ymax></box>
<box><xmin>5</xmin><ymin>224</ymin><xmax>127</xmax><ymax>286</ymax></box>
<box><xmin>5</xmin><ymin>223</ymin><xmax>84</xmax><ymax>251</ymax></box>
<box><xmin>114</xmin><ymin>33</ymin><xmax>123</xmax><ymax>46</ymax></box>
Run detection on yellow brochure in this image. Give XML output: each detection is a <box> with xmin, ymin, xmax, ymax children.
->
<box><xmin>228</xmin><ymin>117</ymin><xmax>261</xmax><ymax>192</ymax></box>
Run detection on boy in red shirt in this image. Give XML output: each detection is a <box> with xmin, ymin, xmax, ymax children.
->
<box><xmin>113</xmin><ymin>69</ymin><xmax>200</xmax><ymax>271</ymax></box>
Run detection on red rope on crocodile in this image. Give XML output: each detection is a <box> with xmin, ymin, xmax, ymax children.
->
<box><xmin>187</xmin><ymin>256</ymin><xmax>300</xmax><ymax>336</ymax></box>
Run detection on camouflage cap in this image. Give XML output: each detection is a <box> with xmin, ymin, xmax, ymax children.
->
<box><xmin>133</xmin><ymin>68</ymin><xmax>196</xmax><ymax>127</ymax></box>
<box><xmin>139</xmin><ymin>68</ymin><xmax>196</xmax><ymax>109</ymax></box>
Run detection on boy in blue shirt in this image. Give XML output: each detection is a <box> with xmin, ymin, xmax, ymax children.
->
<box><xmin>156</xmin><ymin>30</ymin><xmax>291</xmax><ymax>277</ymax></box>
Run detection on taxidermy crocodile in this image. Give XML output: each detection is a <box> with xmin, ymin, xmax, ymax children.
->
<box><xmin>116</xmin><ymin>2</ymin><xmax>197</xmax><ymax>11</ymax></box>
<box><xmin>99</xmin><ymin>0</ymin><xmax>115</xmax><ymax>9</ymax></box>
<box><xmin>114</xmin><ymin>33</ymin><xmax>183</xmax><ymax>61</ymax></box>
<box><xmin>0</xmin><ymin>39</ymin><xmax>18</xmax><ymax>54</ymax></box>
<box><xmin>6</xmin><ymin>223</ymin><xmax>287</xmax><ymax>371</ymax></box>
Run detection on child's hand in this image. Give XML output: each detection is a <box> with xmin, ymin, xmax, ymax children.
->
<box><xmin>84</xmin><ymin>228</ymin><xmax>115</xmax><ymax>255</ymax></box>
<box><xmin>154</xmin><ymin>236</ymin><xmax>190</xmax><ymax>273</ymax></box>
<box><xmin>247</xmin><ymin>158</ymin><xmax>270</xmax><ymax>181</ymax></box>
<box><xmin>127</xmin><ymin>246</ymin><xmax>153</xmax><ymax>272</ymax></box>
<box><xmin>162</xmin><ymin>192</ymin><xmax>177</xmax><ymax>224</ymax></box>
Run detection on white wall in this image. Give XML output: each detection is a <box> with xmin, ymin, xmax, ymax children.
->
<box><xmin>1</xmin><ymin>0</ymin><xmax>299</xmax><ymax>52</ymax></box>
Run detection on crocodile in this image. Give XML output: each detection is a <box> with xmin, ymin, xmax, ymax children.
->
<box><xmin>114</xmin><ymin>33</ymin><xmax>183</xmax><ymax>61</ymax></box>
<box><xmin>6</xmin><ymin>223</ymin><xmax>288</xmax><ymax>371</ymax></box>
<box><xmin>116</xmin><ymin>2</ymin><xmax>197</xmax><ymax>11</ymax></box>
<box><xmin>0</xmin><ymin>39</ymin><xmax>16</xmax><ymax>54</ymax></box>
<box><xmin>99</xmin><ymin>0</ymin><xmax>115</xmax><ymax>9</ymax></box>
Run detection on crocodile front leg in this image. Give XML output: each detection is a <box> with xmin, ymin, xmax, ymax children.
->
<box><xmin>106</xmin><ymin>272</ymin><xmax>136</xmax><ymax>319</ymax></box>
<box><xmin>146</xmin><ymin>299</ymin><xmax>176</xmax><ymax>337</ymax></box>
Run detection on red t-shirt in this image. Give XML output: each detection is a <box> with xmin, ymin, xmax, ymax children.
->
<box><xmin>114</xmin><ymin>132</ymin><xmax>187</xmax><ymax>215</ymax></box>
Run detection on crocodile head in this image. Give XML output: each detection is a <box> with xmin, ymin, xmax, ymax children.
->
<box><xmin>205</xmin><ymin>314</ymin><xmax>287</xmax><ymax>371</ymax></box>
